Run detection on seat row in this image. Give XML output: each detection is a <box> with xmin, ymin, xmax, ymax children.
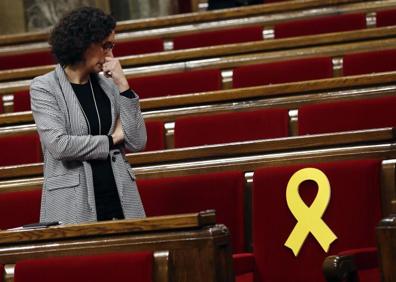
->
<box><xmin>2</xmin><ymin>46</ymin><xmax>396</xmax><ymax>116</ymax></box>
<box><xmin>0</xmin><ymin>153</ymin><xmax>392</xmax><ymax>282</ymax></box>
<box><xmin>1</xmin><ymin>93</ymin><xmax>395</xmax><ymax>167</ymax></box>
<box><xmin>1</xmin><ymin>3</ymin><xmax>396</xmax><ymax>71</ymax></box>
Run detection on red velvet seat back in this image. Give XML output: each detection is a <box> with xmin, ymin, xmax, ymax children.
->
<box><xmin>343</xmin><ymin>49</ymin><xmax>396</xmax><ymax>76</ymax></box>
<box><xmin>174</xmin><ymin>108</ymin><xmax>289</xmax><ymax>148</ymax></box>
<box><xmin>376</xmin><ymin>9</ymin><xmax>396</xmax><ymax>27</ymax></box>
<box><xmin>0</xmin><ymin>189</ymin><xmax>41</xmax><ymax>230</ymax></box>
<box><xmin>144</xmin><ymin>120</ymin><xmax>165</xmax><ymax>151</ymax></box>
<box><xmin>13</xmin><ymin>91</ymin><xmax>31</xmax><ymax>112</ymax></box>
<box><xmin>0</xmin><ymin>133</ymin><xmax>42</xmax><ymax>166</ymax></box>
<box><xmin>232</xmin><ymin>57</ymin><xmax>333</xmax><ymax>88</ymax></box>
<box><xmin>137</xmin><ymin>171</ymin><xmax>246</xmax><ymax>253</ymax></box>
<box><xmin>274</xmin><ymin>13</ymin><xmax>366</xmax><ymax>38</ymax></box>
<box><xmin>0</xmin><ymin>50</ymin><xmax>55</xmax><ymax>70</ymax></box>
<box><xmin>173</xmin><ymin>25</ymin><xmax>263</xmax><ymax>50</ymax></box>
<box><xmin>298</xmin><ymin>96</ymin><xmax>396</xmax><ymax>135</ymax></box>
<box><xmin>113</xmin><ymin>38</ymin><xmax>164</xmax><ymax>57</ymax></box>
<box><xmin>252</xmin><ymin>159</ymin><xmax>381</xmax><ymax>282</ymax></box>
<box><xmin>14</xmin><ymin>252</ymin><xmax>153</xmax><ymax>282</ymax></box>
<box><xmin>0</xmin><ymin>264</ymin><xmax>3</xmax><ymax>282</ymax></box>
<box><xmin>129</xmin><ymin>69</ymin><xmax>222</xmax><ymax>99</ymax></box>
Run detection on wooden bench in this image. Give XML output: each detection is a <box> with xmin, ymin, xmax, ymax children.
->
<box><xmin>0</xmin><ymin>210</ymin><xmax>232</xmax><ymax>282</ymax></box>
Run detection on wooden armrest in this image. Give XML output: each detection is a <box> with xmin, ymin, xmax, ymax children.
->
<box><xmin>323</xmin><ymin>248</ymin><xmax>378</xmax><ymax>282</ymax></box>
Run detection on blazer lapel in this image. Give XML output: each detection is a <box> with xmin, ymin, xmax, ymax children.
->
<box><xmin>55</xmin><ymin>64</ymin><xmax>89</xmax><ymax>135</ymax></box>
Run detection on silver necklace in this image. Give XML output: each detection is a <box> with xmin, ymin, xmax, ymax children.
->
<box><xmin>89</xmin><ymin>78</ymin><xmax>102</xmax><ymax>135</ymax></box>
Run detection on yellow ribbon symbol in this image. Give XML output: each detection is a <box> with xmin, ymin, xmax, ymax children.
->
<box><xmin>284</xmin><ymin>168</ymin><xmax>337</xmax><ymax>256</ymax></box>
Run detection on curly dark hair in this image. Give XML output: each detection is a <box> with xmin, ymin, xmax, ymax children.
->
<box><xmin>49</xmin><ymin>7</ymin><xmax>116</xmax><ymax>66</ymax></box>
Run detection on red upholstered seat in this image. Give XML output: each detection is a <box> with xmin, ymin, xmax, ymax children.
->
<box><xmin>0</xmin><ymin>133</ymin><xmax>42</xmax><ymax>166</ymax></box>
<box><xmin>129</xmin><ymin>69</ymin><xmax>222</xmax><ymax>99</ymax></box>
<box><xmin>0</xmin><ymin>189</ymin><xmax>41</xmax><ymax>230</ymax></box>
<box><xmin>14</xmin><ymin>252</ymin><xmax>153</xmax><ymax>282</ymax></box>
<box><xmin>343</xmin><ymin>49</ymin><xmax>396</xmax><ymax>76</ymax></box>
<box><xmin>0</xmin><ymin>50</ymin><xmax>55</xmax><ymax>70</ymax></box>
<box><xmin>376</xmin><ymin>9</ymin><xmax>396</xmax><ymax>27</ymax></box>
<box><xmin>298</xmin><ymin>96</ymin><xmax>396</xmax><ymax>135</ymax></box>
<box><xmin>144</xmin><ymin>120</ymin><xmax>165</xmax><ymax>151</ymax></box>
<box><xmin>13</xmin><ymin>91</ymin><xmax>31</xmax><ymax>112</ymax></box>
<box><xmin>274</xmin><ymin>13</ymin><xmax>366</xmax><ymax>38</ymax></box>
<box><xmin>174</xmin><ymin>108</ymin><xmax>289</xmax><ymax>148</ymax></box>
<box><xmin>137</xmin><ymin>170</ymin><xmax>246</xmax><ymax>253</ymax></box>
<box><xmin>0</xmin><ymin>264</ymin><xmax>3</xmax><ymax>282</ymax></box>
<box><xmin>173</xmin><ymin>25</ymin><xmax>263</xmax><ymax>50</ymax></box>
<box><xmin>252</xmin><ymin>159</ymin><xmax>382</xmax><ymax>282</ymax></box>
<box><xmin>234</xmin><ymin>253</ymin><xmax>255</xmax><ymax>282</ymax></box>
<box><xmin>232</xmin><ymin>57</ymin><xmax>333</xmax><ymax>88</ymax></box>
<box><xmin>113</xmin><ymin>38</ymin><xmax>163</xmax><ymax>57</ymax></box>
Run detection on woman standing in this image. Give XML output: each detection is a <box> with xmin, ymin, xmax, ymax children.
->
<box><xmin>30</xmin><ymin>7</ymin><xmax>146</xmax><ymax>224</ymax></box>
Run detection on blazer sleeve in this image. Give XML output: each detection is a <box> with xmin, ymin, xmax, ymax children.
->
<box><xmin>30</xmin><ymin>77</ymin><xmax>110</xmax><ymax>161</ymax></box>
<box><xmin>115</xmin><ymin>89</ymin><xmax>147</xmax><ymax>152</ymax></box>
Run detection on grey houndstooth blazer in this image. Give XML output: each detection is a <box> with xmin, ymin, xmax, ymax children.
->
<box><xmin>30</xmin><ymin>64</ymin><xmax>146</xmax><ymax>224</ymax></box>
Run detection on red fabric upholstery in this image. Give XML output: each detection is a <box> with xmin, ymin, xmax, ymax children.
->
<box><xmin>343</xmin><ymin>49</ymin><xmax>396</xmax><ymax>76</ymax></box>
<box><xmin>233</xmin><ymin>253</ymin><xmax>255</xmax><ymax>276</ymax></box>
<box><xmin>236</xmin><ymin>273</ymin><xmax>253</xmax><ymax>282</ymax></box>
<box><xmin>144</xmin><ymin>120</ymin><xmax>165</xmax><ymax>151</ymax></box>
<box><xmin>113</xmin><ymin>38</ymin><xmax>163</xmax><ymax>57</ymax></box>
<box><xmin>174</xmin><ymin>108</ymin><xmax>289</xmax><ymax>148</ymax></box>
<box><xmin>376</xmin><ymin>9</ymin><xmax>396</xmax><ymax>27</ymax></box>
<box><xmin>0</xmin><ymin>133</ymin><xmax>42</xmax><ymax>166</ymax></box>
<box><xmin>252</xmin><ymin>159</ymin><xmax>382</xmax><ymax>282</ymax></box>
<box><xmin>13</xmin><ymin>91</ymin><xmax>31</xmax><ymax>112</ymax></box>
<box><xmin>137</xmin><ymin>170</ymin><xmax>246</xmax><ymax>253</ymax></box>
<box><xmin>14</xmin><ymin>252</ymin><xmax>153</xmax><ymax>282</ymax></box>
<box><xmin>0</xmin><ymin>264</ymin><xmax>3</xmax><ymax>282</ymax></box>
<box><xmin>298</xmin><ymin>96</ymin><xmax>396</xmax><ymax>135</ymax></box>
<box><xmin>129</xmin><ymin>69</ymin><xmax>222</xmax><ymax>99</ymax></box>
<box><xmin>339</xmin><ymin>248</ymin><xmax>380</xmax><ymax>282</ymax></box>
<box><xmin>0</xmin><ymin>189</ymin><xmax>41</xmax><ymax>230</ymax></box>
<box><xmin>0</xmin><ymin>50</ymin><xmax>55</xmax><ymax>70</ymax></box>
<box><xmin>274</xmin><ymin>13</ymin><xmax>366</xmax><ymax>38</ymax></box>
<box><xmin>232</xmin><ymin>57</ymin><xmax>333</xmax><ymax>88</ymax></box>
<box><xmin>173</xmin><ymin>26</ymin><xmax>263</xmax><ymax>50</ymax></box>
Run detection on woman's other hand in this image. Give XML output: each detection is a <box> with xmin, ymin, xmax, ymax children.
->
<box><xmin>102</xmin><ymin>51</ymin><xmax>130</xmax><ymax>92</ymax></box>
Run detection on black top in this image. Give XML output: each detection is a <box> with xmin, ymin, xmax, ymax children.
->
<box><xmin>71</xmin><ymin>75</ymin><xmax>132</xmax><ymax>221</ymax></box>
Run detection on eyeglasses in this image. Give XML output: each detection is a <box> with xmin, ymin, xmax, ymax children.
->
<box><xmin>101</xmin><ymin>41</ymin><xmax>115</xmax><ymax>51</ymax></box>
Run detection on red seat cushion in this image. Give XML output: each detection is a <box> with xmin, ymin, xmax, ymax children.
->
<box><xmin>232</xmin><ymin>57</ymin><xmax>333</xmax><ymax>88</ymax></box>
<box><xmin>137</xmin><ymin>170</ymin><xmax>246</xmax><ymax>253</ymax></box>
<box><xmin>0</xmin><ymin>50</ymin><xmax>55</xmax><ymax>70</ymax></box>
<box><xmin>343</xmin><ymin>49</ymin><xmax>396</xmax><ymax>76</ymax></box>
<box><xmin>144</xmin><ymin>120</ymin><xmax>165</xmax><ymax>151</ymax></box>
<box><xmin>174</xmin><ymin>108</ymin><xmax>289</xmax><ymax>148</ymax></box>
<box><xmin>0</xmin><ymin>264</ymin><xmax>3</xmax><ymax>282</ymax></box>
<box><xmin>129</xmin><ymin>69</ymin><xmax>222</xmax><ymax>99</ymax></box>
<box><xmin>173</xmin><ymin>25</ymin><xmax>263</xmax><ymax>50</ymax></box>
<box><xmin>298</xmin><ymin>96</ymin><xmax>396</xmax><ymax>135</ymax></box>
<box><xmin>274</xmin><ymin>13</ymin><xmax>366</xmax><ymax>38</ymax></box>
<box><xmin>0</xmin><ymin>189</ymin><xmax>41</xmax><ymax>230</ymax></box>
<box><xmin>113</xmin><ymin>38</ymin><xmax>163</xmax><ymax>57</ymax></box>
<box><xmin>252</xmin><ymin>159</ymin><xmax>381</xmax><ymax>282</ymax></box>
<box><xmin>14</xmin><ymin>252</ymin><xmax>153</xmax><ymax>282</ymax></box>
<box><xmin>376</xmin><ymin>9</ymin><xmax>396</xmax><ymax>27</ymax></box>
<box><xmin>13</xmin><ymin>91</ymin><xmax>31</xmax><ymax>112</ymax></box>
<box><xmin>0</xmin><ymin>133</ymin><xmax>42</xmax><ymax>166</ymax></box>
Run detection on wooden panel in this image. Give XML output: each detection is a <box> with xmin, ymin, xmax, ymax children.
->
<box><xmin>376</xmin><ymin>215</ymin><xmax>396</xmax><ymax>282</ymax></box>
<box><xmin>0</xmin><ymin>210</ymin><xmax>233</xmax><ymax>282</ymax></box>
